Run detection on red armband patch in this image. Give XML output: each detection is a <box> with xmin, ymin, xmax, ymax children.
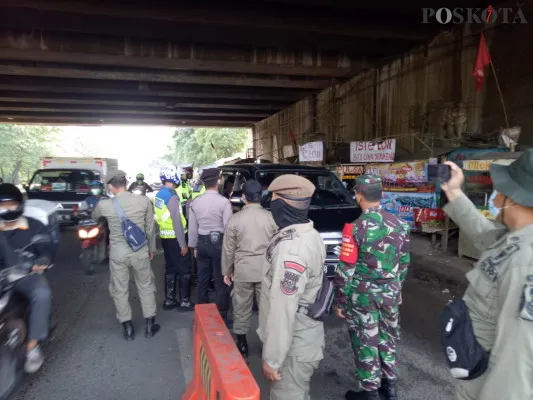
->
<box><xmin>339</xmin><ymin>223</ymin><xmax>358</xmax><ymax>264</ymax></box>
<box><xmin>280</xmin><ymin>261</ymin><xmax>305</xmax><ymax>295</ymax></box>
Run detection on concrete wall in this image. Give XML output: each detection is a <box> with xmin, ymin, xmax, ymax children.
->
<box><xmin>253</xmin><ymin>18</ymin><xmax>531</xmax><ymax>161</ymax></box>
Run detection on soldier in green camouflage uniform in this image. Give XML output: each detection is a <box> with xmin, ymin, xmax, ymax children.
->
<box><xmin>334</xmin><ymin>175</ymin><xmax>410</xmax><ymax>400</ymax></box>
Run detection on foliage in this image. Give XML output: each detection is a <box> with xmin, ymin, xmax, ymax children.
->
<box><xmin>164</xmin><ymin>127</ymin><xmax>248</xmax><ymax>167</ymax></box>
<box><xmin>0</xmin><ymin>125</ymin><xmax>60</xmax><ymax>184</ymax></box>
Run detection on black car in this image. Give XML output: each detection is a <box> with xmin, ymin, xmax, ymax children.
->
<box><xmin>219</xmin><ymin>163</ymin><xmax>361</xmax><ymax>275</ymax></box>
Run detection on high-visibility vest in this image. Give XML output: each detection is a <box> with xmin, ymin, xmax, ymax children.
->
<box><xmin>191</xmin><ymin>184</ymin><xmax>206</xmax><ymax>199</ymax></box>
<box><xmin>176</xmin><ymin>182</ymin><xmax>192</xmax><ymax>205</ymax></box>
<box><xmin>154</xmin><ymin>187</ymin><xmax>187</xmax><ymax>238</ymax></box>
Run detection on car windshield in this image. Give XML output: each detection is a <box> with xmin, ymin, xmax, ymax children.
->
<box><xmin>255</xmin><ymin>170</ymin><xmax>356</xmax><ymax>207</ymax></box>
<box><xmin>28</xmin><ymin>169</ymin><xmax>99</xmax><ymax>194</ymax></box>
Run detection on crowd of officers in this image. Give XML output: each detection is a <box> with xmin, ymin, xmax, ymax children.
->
<box><xmin>62</xmin><ymin>149</ymin><xmax>533</xmax><ymax>400</ymax></box>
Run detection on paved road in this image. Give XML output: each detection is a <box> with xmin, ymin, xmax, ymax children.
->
<box><xmin>13</xmin><ymin>229</ymin><xmax>458</xmax><ymax>400</ymax></box>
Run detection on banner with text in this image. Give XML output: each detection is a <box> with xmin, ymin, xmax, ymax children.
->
<box><xmin>365</xmin><ymin>161</ymin><xmax>435</xmax><ymax>192</ymax></box>
<box><xmin>299</xmin><ymin>141</ymin><xmax>324</xmax><ymax>162</ymax></box>
<box><xmin>350</xmin><ymin>139</ymin><xmax>396</xmax><ymax>163</ymax></box>
<box><xmin>381</xmin><ymin>191</ymin><xmax>437</xmax><ymax>228</ymax></box>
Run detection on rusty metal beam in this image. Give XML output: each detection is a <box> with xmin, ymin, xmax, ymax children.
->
<box><xmin>0</xmin><ymin>102</ymin><xmax>271</xmax><ymax>118</ymax></box>
<box><xmin>0</xmin><ymin>0</ymin><xmax>428</xmax><ymax>41</ymax></box>
<box><xmin>0</xmin><ymin>91</ymin><xmax>289</xmax><ymax>110</ymax></box>
<box><xmin>0</xmin><ymin>64</ymin><xmax>331</xmax><ymax>89</ymax></box>
<box><xmin>6</xmin><ymin>119</ymin><xmax>251</xmax><ymax>127</ymax></box>
<box><xmin>0</xmin><ymin>48</ymin><xmax>366</xmax><ymax>78</ymax></box>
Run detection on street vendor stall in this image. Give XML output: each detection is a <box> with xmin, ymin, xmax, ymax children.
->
<box><xmin>457</xmin><ymin>151</ymin><xmax>520</xmax><ymax>259</ymax></box>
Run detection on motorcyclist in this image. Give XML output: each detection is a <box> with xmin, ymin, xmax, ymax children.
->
<box><xmin>0</xmin><ymin>183</ymin><xmax>53</xmax><ymax>374</ymax></box>
<box><xmin>128</xmin><ymin>173</ymin><xmax>153</xmax><ymax>194</ymax></box>
<box><xmin>83</xmin><ymin>181</ymin><xmax>109</xmax><ymax>213</ymax></box>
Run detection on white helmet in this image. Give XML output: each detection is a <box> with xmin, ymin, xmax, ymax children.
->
<box><xmin>159</xmin><ymin>166</ymin><xmax>180</xmax><ymax>185</ymax></box>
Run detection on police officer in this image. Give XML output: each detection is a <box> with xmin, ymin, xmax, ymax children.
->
<box><xmin>190</xmin><ymin>178</ymin><xmax>206</xmax><ymax>201</ymax></box>
<box><xmin>154</xmin><ymin>166</ymin><xmax>193</xmax><ymax>312</ymax></box>
<box><xmin>334</xmin><ymin>175</ymin><xmax>410</xmax><ymax>400</ymax></box>
<box><xmin>93</xmin><ymin>171</ymin><xmax>160</xmax><ymax>341</ymax></box>
<box><xmin>257</xmin><ymin>174</ymin><xmax>325</xmax><ymax>400</ymax></box>
<box><xmin>176</xmin><ymin>167</ymin><xmax>192</xmax><ymax>216</ymax></box>
<box><xmin>188</xmin><ymin>168</ymin><xmax>232</xmax><ymax>324</ymax></box>
<box><xmin>441</xmin><ymin>150</ymin><xmax>533</xmax><ymax>400</ymax></box>
<box><xmin>222</xmin><ymin>179</ymin><xmax>277</xmax><ymax>356</ymax></box>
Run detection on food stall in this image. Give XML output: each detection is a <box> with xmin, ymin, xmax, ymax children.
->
<box><xmin>457</xmin><ymin>151</ymin><xmax>520</xmax><ymax>259</ymax></box>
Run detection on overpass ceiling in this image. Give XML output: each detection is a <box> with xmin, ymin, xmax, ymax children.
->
<box><xmin>0</xmin><ymin>0</ymin><xmax>492</xmax><ymax>127</ymax></box>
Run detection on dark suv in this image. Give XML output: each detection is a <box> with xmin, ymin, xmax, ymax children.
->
<box><xmin>219</xmin><ymin>163</ymin><xmax>361</xmax><ymax>275</ymax></box>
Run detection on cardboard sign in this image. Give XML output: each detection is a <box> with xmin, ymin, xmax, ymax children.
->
<box><xmin>339</xmin><ymin>223</ymin><xmax>358</xmax><ymax>264</ymax></box>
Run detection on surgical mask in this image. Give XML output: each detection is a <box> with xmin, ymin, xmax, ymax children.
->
<box><xmin>262</xmin><ymin>190</ymin><xmax>269</xmax><ymax>197</ymax></box>
<box><xmin>270</xmin><ymin>199</ymin><xmax>309</xmax><ymax>229</ymax></box>
<box><xmin>488</xmin><ymin>190</ymin><xmax>500</xmax><ymax>219</ymax></box>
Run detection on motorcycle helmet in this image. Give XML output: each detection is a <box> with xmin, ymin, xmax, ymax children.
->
<box><xmin>136</xmin><ymin>173</ymin><xmax>145</xmax><ymax>184</ymax></box>
<box><xmin>0</xmin><ymin>183</ymin><xmax>24</xmax><ymax>222</ymax></box>
<box><xmin>89</xmin><ymin>180</ymin><xmax>104</xmax><ymax>196</ymax></box>
<box><xmin>160</xmin><ymin>166</ymin><xmax>180</xmax><ymax>186</ymax></box>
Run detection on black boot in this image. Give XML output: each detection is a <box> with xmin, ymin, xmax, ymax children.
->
<box><xmin>122</xmin><ymin>321</ymin><xmax>135</xmax><ymax>341</ymax></box>
<box><xmin>379</xmin><ymin>379</ymin><xmax>398</xmax><ymax>400</ymax></box>
<box><xmin>163</xmin><ymin>274</ymin><xmax>179</xmax><ymax>310</ymax></box>
<box><xmin>208</xmin><ymin>279</ymin><xmax>215</xmax><ymax>292</ymax></box>
<box><xmin>345</xmin><ymin>389</ymin><xmax>380</xmax><ymax>400</ymax></box>
<box><xmin>236</xmin><ymin>335</ymin><xmax>248</xmax><ymax>357</ymax></box>
<box><xmin>178</xmin><ymin>274</ymin><xmax>194</xmax><ymax>312</ymax></box>
<box><xmin>145</xmin><ymin>317</ymin><xmax>160</xmax><ymax>338</ymax></box>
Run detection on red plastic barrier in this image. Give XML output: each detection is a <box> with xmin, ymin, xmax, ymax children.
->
<box><xmin>182</xmin><ymin>304</ymin><xmax>260</xmax><ymax>400</ymax></box>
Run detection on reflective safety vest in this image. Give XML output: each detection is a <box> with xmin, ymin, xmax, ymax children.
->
<box><xmin>176</xmin><ymin>182</ymin><xmax>192</xmax><ymax>205</ymax></box>
<box><xmin>154</xmin><ymin>187</ymin><xmax>187</xmax><ymax>238</ymax></box>
<box><xmin>191</xmin><ymin>184</ymin><xmax>206</xmax><ymax>200</ymax></box>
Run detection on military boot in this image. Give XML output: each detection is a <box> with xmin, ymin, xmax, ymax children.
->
<box><xmin>122</xmin><ymin>321</ymin><xmax>135</xmax><ymax>341</ymax></box>
<box><xmin>163</xmin><ymin>274</ymin><xmax>179</xmax><ymax>310</ymax></box>
<box><xmin>379</xmin><ymin>379</ymin><xmax>398</xmax><ymax>400</ymax></box>
<box><xmin>345</xmin><ymin>389</ymin><xmax>380</xmax><ymax>400</ymax></box>
<box><xmin>145</xmin><ymin>317</ymin><xmax>161</xmax><ymax>338</ymax></box>
<box><xmin>236</xmin><ymin>335</ymin><xmax>249</xmax><ymax>357</ymax></box>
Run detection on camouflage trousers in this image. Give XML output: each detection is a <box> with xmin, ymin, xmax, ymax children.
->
<box><xmin>346</xmin><ymin>294</ymin><xmax>400</xmax><ymax>391</ymax></box>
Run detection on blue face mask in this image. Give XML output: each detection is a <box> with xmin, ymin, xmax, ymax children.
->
<box><xmin>488</xmin><ymin>190</ymin><xmax>500</xmax><ymax>219</ymax></box>
<box><xmin>262</xmin><ymin>190</ymin><xmax>269</xmax><ymax>197</ymax></box>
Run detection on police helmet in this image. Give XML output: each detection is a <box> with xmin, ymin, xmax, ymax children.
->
<box><xmin>160</xmin><ymin>166</ymin><xmax>180</xmax><ymax>186</ymax></box>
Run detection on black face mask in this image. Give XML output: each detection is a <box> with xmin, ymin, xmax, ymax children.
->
<box><xmin>270</xmin><ymin>199</ymin><xmax>309</xmax><ymax>229</ymax></box>
<box><xmin>0</xmin><ymin>204</ymin><xmax>24</xmax><ymax>222</ymax></box>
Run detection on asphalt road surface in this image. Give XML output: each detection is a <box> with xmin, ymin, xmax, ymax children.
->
<box><xmin>12</xmin><ymin>229</ymin><xmax>459</xmax><ymax>400</ymax></box>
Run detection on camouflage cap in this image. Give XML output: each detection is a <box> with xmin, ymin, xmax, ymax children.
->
<box><xmin>355</xmin><ymin>175</ymin><xmax>382</xmax><ymax>191</ymax></box>
<box><xmin>268</xmin><ymin>174</ymin><xmax>315</xmax><ymax>198</ymax></box>
<box><xmin>106</xmin><ymin>169</ymin><xmax>127</xmax><ymax>184</ymax></box>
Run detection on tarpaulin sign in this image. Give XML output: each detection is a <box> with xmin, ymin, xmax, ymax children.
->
<box><xmin>339</xmin><ymin>223</ymin><xmax>358</xmax><ymax>264</ymax></box>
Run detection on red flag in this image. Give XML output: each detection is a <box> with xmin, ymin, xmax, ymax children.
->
<box><xmin>289</xmin><ymin>130</ymin><xmax>297</xmax><ymax>146</ymax></box>
<box><xmin>473</xmin><ymin>33</ymin><xmax>491</xmax><ymax>92</ymax></box>
<box><xmin>211</xmin><ymin>142</ymin><xmax>215</xmax><ymax>150</ymax></box>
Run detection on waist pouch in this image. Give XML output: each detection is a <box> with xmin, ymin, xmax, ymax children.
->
<box><xmin>440</xmin><ymin>298</ymin><xmax>490</xmax><ymax>380</ymax></box>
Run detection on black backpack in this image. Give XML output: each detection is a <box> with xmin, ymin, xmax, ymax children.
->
<box><xmin>440</xmin><ymin>298</ymin><xmax>490</xmax><ymax>380</ymax></box>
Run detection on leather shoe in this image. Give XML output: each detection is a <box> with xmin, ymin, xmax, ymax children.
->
<box><xmin>122</xmin><ymin>321</ymin><xmax>135</xmax><ymax>341</ymax></box>
<box><xmin>379</xmin><ymin>379</ymin><xmax>398</xmax><ymax>400</ymax></box>
<box><xmin>345</xmin><ymin>389</ymin><xmax>380</xmax><ymax>400</ymax></box>
<box><xmin>236</xmin><ymin>335</ymin><xmax>248</xmax><ymax>357</ymax></box>
<box><xmin>145</xmin><ymin>317</ymin><xmax>161</xmax><ymax>338</ymax></box>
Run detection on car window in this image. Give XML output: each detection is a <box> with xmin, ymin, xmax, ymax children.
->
<box><xmin>219</xmin><ymin>169</ymin><xmax>251</xmax><ymax>199</ymax></box>
<box><xmin>255</xmin><ymin>170</ymin><xmax>356</xmax><ymax>208</ymax></box>
<box><xmin>29</xmin><ymin>169</ymin><xmax>98</xmax><ymax>193</ymax></box>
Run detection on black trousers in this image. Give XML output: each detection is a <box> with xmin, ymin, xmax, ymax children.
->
<box><xmin>161</xmin><ymin>238</ymin><xmax>192</xmax><ymax>301</ymax></box>
<box><xmin>196</xmin><ymin>234</ymin><xmax>230</xmax><ymax>319</ymax></box>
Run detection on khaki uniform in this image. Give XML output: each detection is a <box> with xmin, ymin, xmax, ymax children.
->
<box><xmin>221</xmin><ymin>203</ymin><xmax>277</xmax><ymax>334</ymax></box>
<box><xmin>93</xmin><ymin>191</ymin><xmax>157</xmax><ymax>323</ymax></box>
<box><xmin>444</xmin><ymin>193</ymin><xmax>533</xmax><ymax>400</ymax></box>
<box><xmin>257</xmin><ymin>221</ymin><xmax>326</xmax><ymax>400</ymax></box>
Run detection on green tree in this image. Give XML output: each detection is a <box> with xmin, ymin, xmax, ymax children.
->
<box><xmin>164</xmin><ymin>127</ymin><xmax>248</xmax><ymax>166</ymax></box>
<box><xmin>0</xmin><ymin>125</ymin><xmax>59</xmax><ymax>184</ymax></box>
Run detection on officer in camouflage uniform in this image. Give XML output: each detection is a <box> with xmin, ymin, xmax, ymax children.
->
<box><xmin>334</xmin><ymin>175</ymin><xmax>410</xmax><ymax>400</ymax></box>
<box><xmin>441</xmin><ymin>150</ymin><xmax>533</xmax><ymax>400</ymax></box>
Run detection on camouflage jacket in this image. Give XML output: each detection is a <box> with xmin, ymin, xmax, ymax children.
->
<box><xmin>335</xmin><ymin>206</ymin><xmax>410</xmax><ymax>306</ymax></box>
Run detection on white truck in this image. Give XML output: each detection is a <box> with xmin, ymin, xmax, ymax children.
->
<box><xmin>26</xmin><ymin>157</ymin><xmax>119</xmax><ymax>224</ymax></box>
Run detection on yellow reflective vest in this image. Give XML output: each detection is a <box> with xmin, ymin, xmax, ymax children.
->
<box><xmin>191</xmin><ymin>184</ymin><xmax>206</xmax><ymax>199</ymax></box>
<box><xmin>154</xmin><ymin>187</ymin><xmax>187</xmax><ymax>238</ymax></box>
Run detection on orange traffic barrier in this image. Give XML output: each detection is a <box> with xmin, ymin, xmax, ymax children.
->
<box><xmin>182</xmin><ymin>304</ymin><xmax>260</xmax><ymax>400</ymax></box>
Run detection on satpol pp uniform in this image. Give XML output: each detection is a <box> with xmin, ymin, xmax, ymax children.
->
<box><xmin>257</xmin><ymin>174</ymin><xmax>325</xmax><ymax>400</ymax></box>
<box><xmin>443</xmin><ymin>149</ymin><xmax>533</xmax><ymax>400</ymax></box>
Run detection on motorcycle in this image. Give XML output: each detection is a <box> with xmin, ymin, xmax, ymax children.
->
<box><xmin>0</xmin><ymin>234</ymin><xmax>52</xmax><ymax>400</ymax></box>
<box><xmin>77</xmin><ymin>216</ymin><xmax>108</xmax><ymax>275</ymax></box>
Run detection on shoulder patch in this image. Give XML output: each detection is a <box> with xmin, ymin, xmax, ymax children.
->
<box><xmin>266</xmin><ymin>230</ymin><xmax>293</xmax><ymax>263</ymax></box>
<box><xmin>480</xmin><ymin>243</ymin><xmax>520</xmax><ymax>282</ymax></box>
<box><xmin>519</xmin><ymin>275</ymin><xmax>533</xmax><ymax>322</ymax></box>
<box><xmin>280</xmin><ymin>261</ymin><xmax>305</xmax><ymax>295</ymax></box>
